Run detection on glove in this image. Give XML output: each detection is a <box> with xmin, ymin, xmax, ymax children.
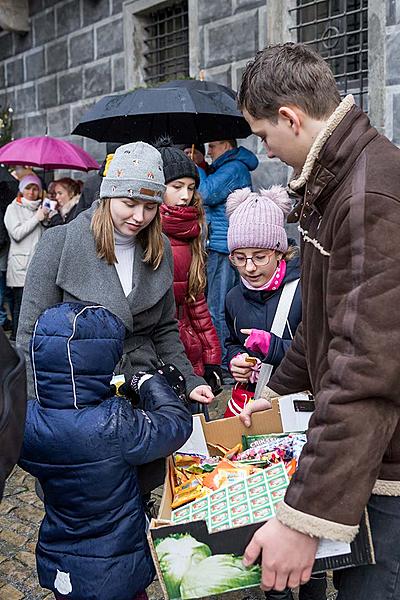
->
<box><xmin>156</xmin><ymin>364</ymin><xmax>188</xmax><ymax>405</ymax></box>
<box><xmin>110</xmin><ymin>371</ymin><xmax>149</xmax><ymax>405</ymax></box>
<box><xmin>203</xmin><ymin>364</ymin><xmax>223</xmax><ymax>395</ymax></box>
<box><xmin>244</xmin><ymin>329</ymin><xmax>272</xmax><ymax>356</ymax></box>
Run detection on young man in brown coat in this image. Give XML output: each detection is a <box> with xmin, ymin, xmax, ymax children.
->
<box><xmin>238</xmin><ymin>43</ymin><xmax>400</xmax><ymax>600</ymax></box>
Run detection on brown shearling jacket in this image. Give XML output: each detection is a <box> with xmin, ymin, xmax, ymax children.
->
<box><xmin>271</xmin><ymin>97</ymin><xmax>400</xmax><ymax>542</ymax></box>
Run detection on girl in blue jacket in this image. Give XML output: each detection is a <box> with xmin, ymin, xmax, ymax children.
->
<box><xmin>19</xmin><ymin>302</ymin><xmax>192</xmax><ymax>600</ymax></box>
<box><xmin>225</xmin><ymin>186</ymin><xmax>301</xmax><ymax>398</ymax></box>
<box><xmin>224</xmin><ymin>187</ymin><xmax>326</xmax><ymax>600</ymax></box>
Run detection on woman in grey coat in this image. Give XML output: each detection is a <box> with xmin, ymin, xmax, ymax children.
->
<box><xmin>17</xmin><ymin>142</ymin><xmax>213</xmax><ymax>408</ymax></box>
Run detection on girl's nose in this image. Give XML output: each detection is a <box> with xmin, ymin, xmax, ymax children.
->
<box><xmin>132</xmin><ymin>204</ymin><xmax>144</xmax><ymax>223</ymax></box>
<box><xmin>245</xmin><ymin>259</ymin><xmax>256</xmax><ymax>272</ymax></box>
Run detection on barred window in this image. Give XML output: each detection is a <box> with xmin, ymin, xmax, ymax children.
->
<box><xmin>289</xmin><ymin>0</ymin><xmax>368</xmax><ymax>109</ymax></box>
<box><xmin>143</xmin><ymin>1</ymin><xmax>189</xmax><ymax>85</ymax></box>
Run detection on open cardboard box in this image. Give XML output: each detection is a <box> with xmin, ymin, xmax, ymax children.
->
<box><xmin>149</xmin><ymin>403</ymin><xmax>374</xmax><ymax>600</ymax></box>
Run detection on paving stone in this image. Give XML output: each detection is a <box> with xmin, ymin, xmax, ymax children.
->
<box><xmin>82</xmin><ymin>0</ymin><xmax>110</xmax><ymax>25</ymax></box>
<box><xmin>0</xmin><ymin>584</ymin><xmax>24</xmax><ymax>600</ymax></box>
<box><xmin>84</xmin><ymin>60</ymin><xmax>111</xmax><ymax>98</ymax></box>
<box><xmin>0</xmin><ymin>558</ymin><xmax>30</xmax><ymax>583</ymax></box>
<box><xmin>0</xmin><ymin>528</ymin><xmax>28</xmax><ymax>549</ymax></box>
<box><xmin>205</xmin><ymin>11</ymin><xmax>258</xmax><ymax>68</ymax></box>
<box><xmin>0</xmin><ymin>498</ymin><xmax>18</xmax><ymax>514</ymax></box>
<box><xmin>37</xmin><ymin>76</ymin><xmax>57</xmax><ymax>110</ymax></box>
<box><xmin>14</xmin><ymin>504</ymin><xmax>44</xmax><ymax>525</ymax></box>
<box><xmin>46</xmin><ymin>39</ymin><xmax>68</xmax><ymax>75</ymax></box>
<box><xmin>15</xmin><ymin>490</ymin><xmax>39</xmax><ymax>505</ymax></box>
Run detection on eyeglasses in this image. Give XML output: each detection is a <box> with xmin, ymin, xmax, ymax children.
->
<box><xmin>229</xmin><ymin>253</ymin><xmax>271</xmax><ymax>267</ymax></box>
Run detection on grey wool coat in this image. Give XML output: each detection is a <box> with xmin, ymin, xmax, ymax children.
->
<box><xmin>17</xmin><ymin>204</ymin><xmax>205</xmax><ymax>398</ymax></box>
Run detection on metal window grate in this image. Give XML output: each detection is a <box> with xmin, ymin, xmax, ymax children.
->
<box><xmin>289</xmin><ymin>0</ymin><xmax>368</xmax><ymax>109</ymax></box>
<box><xmin>143</xmin><ymin>1</ymin><xmax>189</xmax><ymax>85</ymax></box>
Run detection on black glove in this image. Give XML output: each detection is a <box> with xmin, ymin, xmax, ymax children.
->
<box><xmin>156</xmin><ymin>364</ymin><xmax>188</xmax><ymax>405</ymax></box>
<box><xmin>203</xmin><ymin>364</ymin><xmax>223</xmax><ymax>395</ymax></box>
<box><xmin>110</xmin><ymin>371</ymin><xmax>148</xmax><ymax>406</ymax></box>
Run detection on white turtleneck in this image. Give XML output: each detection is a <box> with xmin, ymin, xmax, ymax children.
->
<box><xmin>114</xmin><ymin>230</ymin><xmax>136</xmax><ymax>296</ymax></box>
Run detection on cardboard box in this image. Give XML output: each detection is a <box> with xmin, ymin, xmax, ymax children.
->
<box><xmin>149</xmin><ymin>405</ymin><xmax>374</xmax><ymax>600</ymax></box>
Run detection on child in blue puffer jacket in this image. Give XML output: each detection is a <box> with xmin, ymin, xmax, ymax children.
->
<box><xmin>19</xmin><ymin>302</ymin><xmax>192</xmax><ymax>600</ymax></box>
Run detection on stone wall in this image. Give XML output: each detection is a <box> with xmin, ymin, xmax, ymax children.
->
<box><xmin>0</xmin><ymin>0</ymin><xmax>398</xmax><ymax>189</ymax></box>
<box><xmin>195</xmin><ymin>0</ymin><xmax>290</xmax><ymax>192</ymax></box>
<box><xmin>386</xmin><ymin>0</ymin><xmax>400</xmax><ymax>145</ymax></box>
<box><xmin>0</xmin><ymin>0</ymin><xmax>126</xmax><ymax>164</ymax></box>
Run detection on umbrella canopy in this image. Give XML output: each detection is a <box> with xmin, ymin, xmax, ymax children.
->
<box><xmin>0</xmin><ymin>136</ymin><xmax>100</xmax><ymax>171</ymax></box>
<box><xmin>72</xmin><ymin>81</ymin><xmax>251</xmax><ymax>144</ymax></box>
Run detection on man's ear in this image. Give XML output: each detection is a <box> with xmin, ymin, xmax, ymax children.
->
<box><xmin>278</xmin><ymin>106</ymin><xmax>302</xmax><ymax>135</ymax></box>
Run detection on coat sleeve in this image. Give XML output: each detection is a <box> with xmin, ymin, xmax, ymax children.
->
<box><xmin>198</xmin><ymin>163</ymin><xmax>239</xmax><ymax>207</ymax></box>
<box><xmin>186</xmin><ymin>293</ymin><xmax>222</xmax><ymax>366</ymax></box>
<box><xmin>268</xmin><ymin>321</ymin><xmax>312</xmax><ymax>395</ymax></box>
<box><xmin>118</xmin><ymin>374</ymin><xmax>193</xmax><ymax>465</ymax></box>
<box><xmin>16</xmin><ymin>227</ymin><xmax>64</xmax><ymax>396</ymax></box>
<box><xmin>276</xmin><ymin>193</ymin><xmax>400</xmax><ymax>543</ymax></box>
<box><xmin>152</xmin><ymin>286</ymin><xmax>206</xmax><ymax>395</ymax></box>
<box><xmin>4</xmin><ymin>203</ymin><xmax>41</xmax><ymax>242</ymax></box>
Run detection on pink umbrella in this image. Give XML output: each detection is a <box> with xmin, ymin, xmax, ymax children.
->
<box><xmin>0</xmin><ymin>136</ymin><xmax>99</xmax><ymax>171</ymax></box>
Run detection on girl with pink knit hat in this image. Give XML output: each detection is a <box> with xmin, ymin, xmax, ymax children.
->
<box><xmin>224</xmin><ymin>185</ymin><xmax>302</xmax><ymax>417</ymax></box>
<box><xmin>225</xmin><ymin>187</ymin><xmax>327</xmax><ymax>600</ymax></box>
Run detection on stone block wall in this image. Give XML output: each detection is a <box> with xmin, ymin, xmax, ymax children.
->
<box><xmin>195</xmin><ymin>0</ymin><xmax>290</xmax><ymax>192</ymax></box>
<box><xmin>0</xmin><ymin>0</ymin><xmax>126</xmax><ymax>164</ymax></box>
<box><xmin>386</xmin><ymin>0</ymin><xmax>400</xmax><ymax>145</ymax></box>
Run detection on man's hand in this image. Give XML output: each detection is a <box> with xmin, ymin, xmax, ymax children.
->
<box><xmin>239</xmin><ymin>398</ymin><xmax>272</xmax><ymax>427</ymax></box>
<box><xmin>243</xmin><ymin>518</ymin><xmax>318</xmax><ymax>591</ymax></box>
<box><xmin>189</xmin><ymin>385</ymin><xmax>214</xmax><ymax>404</ymax></box>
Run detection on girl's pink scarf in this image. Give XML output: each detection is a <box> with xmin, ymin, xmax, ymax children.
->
<box><xmin>241</xmin><ymin>260</ymin><xmax>287</xmax><ymax>291</ymax></box>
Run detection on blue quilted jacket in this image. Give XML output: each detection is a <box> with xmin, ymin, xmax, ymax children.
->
<box><xmin>199</xmin><ymin>147</ymin><xmax>258</xmax><ymax>253</ymax></box>
<box><xmin>19</xmin><ymin>302</ymin><xmax>192</xmax><ymax>600</ymax></box>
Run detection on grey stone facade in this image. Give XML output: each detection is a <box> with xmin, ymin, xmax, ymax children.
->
<box><xmin>0</xmin><ymin>0</ymin><xmax>125</xmax><ymax>165</ymax></box>
<box><xmin>0</xmin><ymin>0</ymin><xmax>399</xmax><ymax>188</ymax></box>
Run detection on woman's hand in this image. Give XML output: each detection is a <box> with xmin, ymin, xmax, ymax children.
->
<box><xmin>230</xmin><ymin>353</ymin><xmax>253</xmax><ymax>383</ymax></box>
<box><xmin>36</xmin><ymin>206</ymin><xmax>49</xmax><ymax>222</ymax></box>
<box><xmin>189</xmin><ymin>385</ymin><xmax>214</xmax><ymax>404</ymax></box>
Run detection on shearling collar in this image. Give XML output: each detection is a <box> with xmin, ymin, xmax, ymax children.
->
<box><xmin>290</xmin><ymin>95</ymin><xmax>355</xmax><ymax>192</ymax></box>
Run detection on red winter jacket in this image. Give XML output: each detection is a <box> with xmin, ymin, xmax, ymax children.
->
<box><xmin>160</xmin><ymin>204</ymin><xmax>221</xmax><ymax>375</ymax></box>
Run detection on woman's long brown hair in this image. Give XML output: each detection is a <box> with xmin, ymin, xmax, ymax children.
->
<box><xmin>186</xmin><ymin>190</ymin><xmax>207</xmax><ymax>303</ymax></box>
<box><xmin>91</xmin><ymin>199</ymin><xmax>164</xmax><ymax>270</ymax></box>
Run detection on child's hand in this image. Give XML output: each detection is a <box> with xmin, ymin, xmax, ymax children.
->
<box><xmin>241</xmin><ymin>328</ymin><xmax>272</xmax><ymax>355</ymax></box>
<box><xmin>230</xmin><ymin>353</ymin><xmax>253</xmax><ymax>383</ymax></box>
<box><xmin>189</xmin><ymin>385</ymin><xmax>214</xmax><ymax>404</ymax></box>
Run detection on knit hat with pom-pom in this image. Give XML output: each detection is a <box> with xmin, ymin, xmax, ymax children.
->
<box><xmin>227</xmin><ymin>186</ymin><xmax>291</xmax><ymax>253</ymax></box>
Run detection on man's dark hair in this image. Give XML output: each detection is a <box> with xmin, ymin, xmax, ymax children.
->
<box><xmin>226</xmin><ymin>139</ymin><xmax>237</xmax><ymax>148</ymax></box>
<box><xmin>238</xmin><ymin>43</ymin><xmax>341</xmax><ymax>122</ymax></box>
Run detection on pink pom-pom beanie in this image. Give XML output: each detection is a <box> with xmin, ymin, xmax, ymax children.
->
<box><xmin>226</xmin><ymin>185</ymin><xmax>291</xmax><ymax>253</ymax></box>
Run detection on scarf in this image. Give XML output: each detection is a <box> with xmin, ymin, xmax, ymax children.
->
<box><xmin>160</xmin><ymin>204</ymin><xmax>201</xmax><ymax>241</ymax></box>
<box><xmin>17</xmin><ymin>197</ymin><xmax>42</xmax><ymax>211</ymax></box>
<box><xmin>241</xmin><ymin>260</ymin><xmax>287</xmax><ymax>291</ymax></box>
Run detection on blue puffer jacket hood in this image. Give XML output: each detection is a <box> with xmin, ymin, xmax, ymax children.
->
<box><xmin>20</xmin><ymin>302</ymin><xmax>193</xmax><ymax>600</ymax></box>
<box><xmin>199</xmin><ymin>146</ymin><xmax>259</xmax><ymax>253</ymax></box>
<box><xmin>211</xmin><ymin>146</ymin><xmax>259</xmax><ymax>172</ymax></box>
<box><xmin>30</xmin><ymin>302</ymin><xmax>125</xmax><ymax>408</ymax></box>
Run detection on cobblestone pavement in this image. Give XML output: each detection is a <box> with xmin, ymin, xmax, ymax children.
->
<box><xmin>0</xmin><ymin>388</ymin><xmax>336</xmax><ymax>600</ymax></box>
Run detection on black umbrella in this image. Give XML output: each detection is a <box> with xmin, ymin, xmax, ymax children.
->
<box><xmin>72</xmin><ymin>82</ymin><xmax>251</xmax><ymax>144</ymax></box>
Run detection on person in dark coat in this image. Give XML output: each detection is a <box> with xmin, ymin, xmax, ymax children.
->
<box><xmin>225</xmin><ymin>186</ymin><xmax>327</xmax><ymax>600</ymax></box>
<box><xmin>19</xmin><ymin>302</ymin><xmax>192</xmax><ymax>600</ymax></box>
<box><xmin>225</xmin><ymin>186</ymin><xmax>301</xmax><ymax>390</ymax></box>
<box><xmin>157</xmin><ymin>141</ymin><xmax>222</xmax><ymax>393</ymax></box>
<box><xmin>198</xmin><ymin>140</ymin><xmax>258</xmax><ymax>368</ymax></box>
<box><xmin>45</xmin><ymin>178</ymin><xmax>81</xmax><ymax>227</ymax></box>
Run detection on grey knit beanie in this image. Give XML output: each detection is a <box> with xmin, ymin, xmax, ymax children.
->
<box><xmin>99</xmin><ymin>141</ymin><xmax>166</xmax><ymax>203</ymax></box>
